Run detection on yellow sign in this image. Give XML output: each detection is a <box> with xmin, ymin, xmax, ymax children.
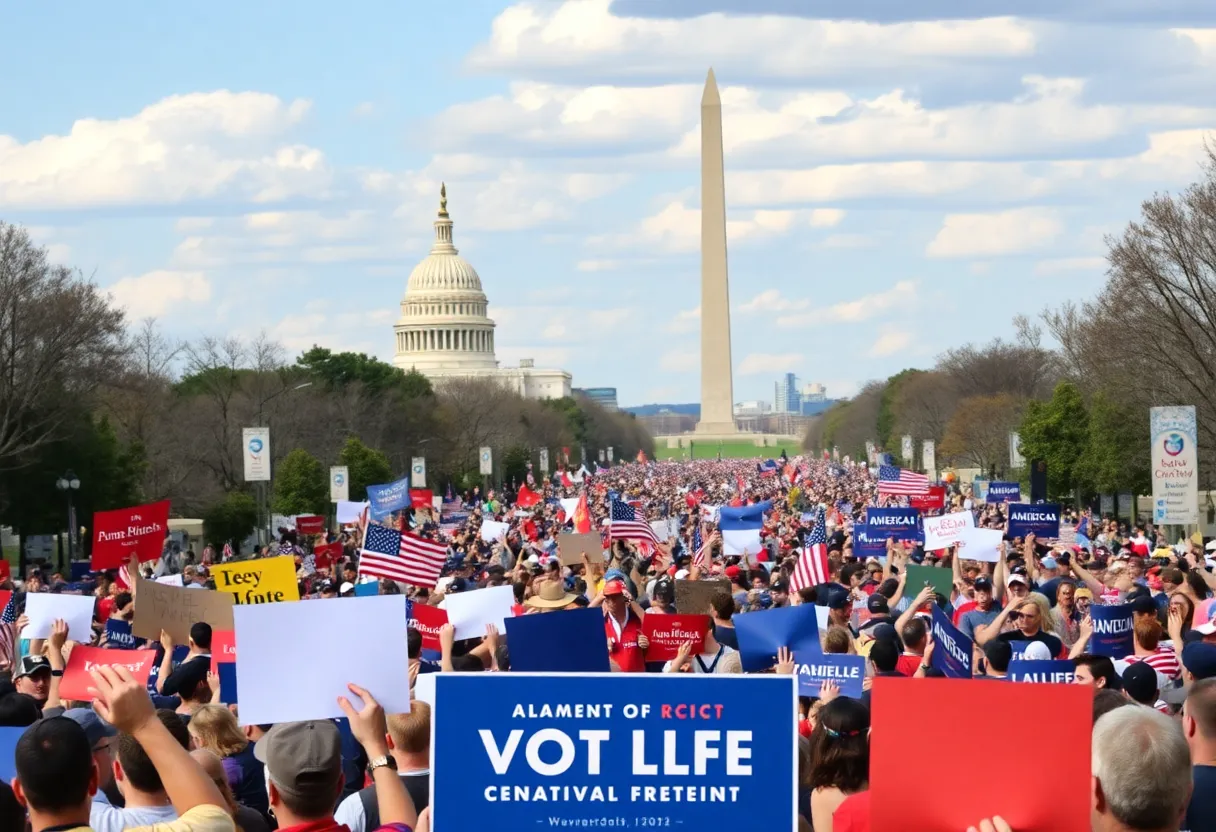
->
<box><xmin>210</xmin><ymin>556</ymin><xmax>300</xmax><ymax>604</ymax></box>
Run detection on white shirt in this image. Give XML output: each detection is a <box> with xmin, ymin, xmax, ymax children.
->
<box><xmin>663</xmin><ymin>644</ymin><xmax>737</xmax><ymax>674</ymax></box>
<box><xmin>91</xmin><ymin>801</ymin><xmax>178</xmax><ymax>832</ymax></box>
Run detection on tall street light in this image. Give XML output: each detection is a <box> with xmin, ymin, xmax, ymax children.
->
<box><xmin>56</xmin><ymin>470</ymin><xmax>81</xmax><ymax>571</ymax></box>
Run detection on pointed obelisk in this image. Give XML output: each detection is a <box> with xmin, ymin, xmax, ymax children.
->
<box><xmin>695</xmin><ymin>68</ymin><xmax>737</xmax><ymax>435</ymax></box>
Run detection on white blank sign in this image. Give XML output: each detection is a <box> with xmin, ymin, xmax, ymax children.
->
<box><xmin>21</xmin><ymin>593</ymin><xmax>96</xmax><ymax>642</ymax></box>
<box><xmin>233</xmin><ymin>595</ymin><xmax>411</xmax><ymax>725</ymax></box>
<box><xmin>444</xmin><ymin>585</ymin><xmax>514</xmax><ymax>641</ymax></box>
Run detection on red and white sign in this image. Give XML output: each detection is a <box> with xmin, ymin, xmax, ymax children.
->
<box><xmin>409</xmin><ymin>602</ymin><xmax>448</xmax><ymax>653</ymax></box>
<box><xmin>60</xmin><ymin>646</ymin><xmax>157</xmax><ymax>701</ymax></box>
<box><xmin>922</xmin><ymin>510</ymin><xmax>975</xmax><ymax>551</ymax></box>
<box><xmin>295</xmin><ymin>515</ymin><xmax>326</xmax><ymax>536</ymax></box>
<box><xmin>211</xmin><ymin>630</ymin><xmax>237</xmax><ymax>674</ymax></box>
<box><xmin>91</xmin><ymin>500</ymin><xmax>171</xmax><ymax>570</ymax></box>
<box><xmin>410</xmin><ymin>489</ymin><xmax>434</xmax><ymax>510</ymax></box>
<box><xmin>910</xmin><ymin>486</ymin><xmax>947</xmax><ymax>512</ymax></box>
<box><xmin>642</xmin><ymin>614</ymin><xmax>710</xmax><ymax>662</ymax></box>
<box><xmin>313</xmin><ymin>542</ymin><xmax>342</xmax><ymax>571</ymax></box>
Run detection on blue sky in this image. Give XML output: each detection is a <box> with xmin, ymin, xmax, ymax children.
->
<box><xmin>3</xmin><ymin>1</ymin><xmax>1216</xmax><ymax>407</ymax></box>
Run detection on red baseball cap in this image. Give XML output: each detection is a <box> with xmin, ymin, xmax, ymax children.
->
<box><xmin>603</xmin><ymin>580</ymin><xmax>626</xmax><ymax>597</ymax></box>
<box><xmin>724</xmin><ymin>565</ymin><xmax>740</xmax><ymax>579</ymax></box>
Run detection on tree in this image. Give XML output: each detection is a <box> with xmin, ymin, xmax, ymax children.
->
<box><xmin>1017</xmin><ymin>382</ymin><xmax>1090</xmax><ymax>499</ymax></box>
<box><xmin>893</xmin><ymin>370</ymin><xmax>960</xmax><ymax>445</ymax></box>
<box><xmin>1073</xmin><ymin>391</ymin><xmax>1151</xmax><ymax>496</ymax></box>
<box><xmin>338</xmin><ymin>436</ymin><xmax>393</xmax><ymax>501</ymax></box>
<box><xmin>272</xmin><ymin>448</ymin><xmax>327</xmax><ymax>515</ymax></box>
<box><xmin>295</xmin><ymin>346</ymin><xmax>433</xmax><ymax>398</ymax></box>
<box><xmin>938</xmin><ymin>394</ymin><xmax>1023</xmax><ymax>475</ymax></box>
<box><xmin>876</xmin><ymin>369</ymin><xmax>921</xmax><ymax>451</ymax></box>
<box><xmin>0</xmin><ymin>222</ymin><xmax>128</xmax><ymax>470</ymax></box>
<box><xmin>937</xmin><ymin>316</ymin><xmax>1058</xmax><ymax>401</ymax></box>
<box><xmin>502</xmin><ymin>445</ymin><xmax>532</xmax><ymax>486</ymax></box>
<box><xmin>818</xmin><ymin>382</ymin><xmax>885</xmax><ymax>459</ymax></box>
<box><xmin>203</xmin><ymin>491</ymin><xmax>257</xmax><ymax>551</ymax></box>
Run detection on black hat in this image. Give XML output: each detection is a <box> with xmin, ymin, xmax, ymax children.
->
<box><xmin>825</xmin><ymin>585</ymin><xmax>852</xmax><ymax>610</ymax></box>
<box><xmin>14</xmin><ymin>655</ymin><xmax>50</xmax><ymax>680</ymax></box>
<box><xmin>1121</xmin><ymin>661</ymin><xmax>1160</xmax><ymax>704</ymax></box>
<box><xmin>973</xmin><ymin>576</ymin><xmax>993</xmax><ymax>592</ymax></box>
<box><xmin>867</xmin><ymin>593</ymin><xmax>889</xmax><ymax>615</ymax></box>
<box><xmin>1131</xmin><ymin>594</ymin><xmax>1158</xmax><ymax>616</ymax></box>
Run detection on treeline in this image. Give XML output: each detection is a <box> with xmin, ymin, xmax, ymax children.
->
<box><xmin>0</xmin><ymin>221</ymin><xmax>652</xmax><ymax>546</ymax></box>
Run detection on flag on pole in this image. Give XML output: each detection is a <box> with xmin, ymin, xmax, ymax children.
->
<box><xmin>608</xmin><ymin>500</ymin><xmax>661</xmax><ymax>546</ymax></box>
<box><xmin>359</xmin><ymin>525</ymin><xmax>447</xmax><ymax>588</ymax></box>
<box><xmin>692</xmin><ymin>525</ymin><xmax>711</xmax><ymax>569</ymax></box>
<box><xmin>877</xmin><ymin>464</ymin><xmax>930</xmax><ymax>496</ymax></box>
<box><xmin>790</xmin><ymin>508</ymin><xmax>831</xmax><ymax>594</ymax></box>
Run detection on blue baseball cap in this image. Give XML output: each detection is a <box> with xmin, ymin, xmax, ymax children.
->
<box><xmin>62</xmin><ymin>708</ymin><xmax>117</xmax><ymax>748</ymax></box>
<box><xmin>1183</xmin><ymin>642</ymin><xmax>1216</xmax><ymax>680</ymax></box>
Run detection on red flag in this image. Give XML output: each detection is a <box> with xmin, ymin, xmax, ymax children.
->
<box><xmin>517</xmin><ymin>483</ymin><xmax>542</xmax><ymax>508</ymax></box>
<box><xmin>91</xmin><ymin>500</ymin><xmax>171</xmax><ymax>570</ymax></box>
<box><xmin>561</xmin><ymin>471</ymin><xmax>573</xmax><ymax>488</ymax></box>
<box><xmin>573</xmin><ymin>491</ymin><xmax>592</xmax><ymax>534</ymax></box>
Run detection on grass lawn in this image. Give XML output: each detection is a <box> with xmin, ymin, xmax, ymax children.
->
<box><xmin>653</xmin><ymin>440</ymin><xmax>798</xmax><ymax>461</ymax></box>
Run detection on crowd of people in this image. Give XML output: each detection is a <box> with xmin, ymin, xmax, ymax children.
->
<box><xmin>1</xmin><ymin>453</ymin><xmax>1215</xmax><ymax>830</ymax></box>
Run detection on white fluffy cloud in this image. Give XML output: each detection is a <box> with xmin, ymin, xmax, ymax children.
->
<box><xmin>106</xmin><ymin>270</ymin><xmax>212</xmax><ymax>318</ymax></box>
<box><xmin>0</xmin><ymin>91</ymin><xmax>329</xmax><ymax>209</ymax></box>
<box><xmin>927</xmin><ymin>207</ymin><xmax>1064</xmax><ymax>257</ymax></box>
<box><xmin>739</xmin><ymin>289</ymin><xmax>809</xmax><ymax>314</ymax></box>
<box><xmin>868</xmin><ymin>331</ymin><xmax>912</xmax><ymax>357</ymax></box>
<box><xmin>772</xmin><ymin>280</ymin><xmax>918</xmax><ymax>328</ymax></box>
<box><xmin>738</xmin><ymin>352</ymin><xmax>803</xmax><ymax>375</ymax></box>
<box><xmin>664</xmin><ymin>306</ymin><xmax>701</xmax><ymax>333</ymax></box>
<box><xmin>626</xmin><ymin>200</ymin><xmax>842</xmax><ymax>253</ymax></box>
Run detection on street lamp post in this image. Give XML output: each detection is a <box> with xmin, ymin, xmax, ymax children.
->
<box><xmin>55</xmin><ymin>470</ymin><xmax>81</xmax><ymax>571</ymax></box>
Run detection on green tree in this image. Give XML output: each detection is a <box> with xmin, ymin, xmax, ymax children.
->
<box><xmin>203</xmin><ymin>491</ymin><xmax>257</xmax><ymax>551</ymax></box>
<box><xmin>272</xmin><ymin>448</ymin><xmax>327</xmax><ymax>515</ymax></box>
<box><xmin>1017</xmin><ymin>382</ymin><xmax>1090</xmax><ymax>499</ymax></box>
<box><xmin>338</xmin><ymin>436</ymin><xmax>393</xmax><ymax>500</ymax></box>
<box><xmin>502</xmin><ymin>445</ymin><xmax>532</xmax><ymax>486</ymax></box>
<box><xmin>1073</xmin><ymin>392</ymin><xmax>1151</xmax><ymax>496</ymax></box>
<box><xmin>876</xmin><ymin>369</ymin><xmax>921</xmax><ymax>451</ymax></box>
<box><xmin>295</xmin><ymin>346</ymin><xmax>434</xmax><ymax>398</ymax></box>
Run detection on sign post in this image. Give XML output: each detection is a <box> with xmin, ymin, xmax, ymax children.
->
<box><xmin>243</xmin><ymin>427</ymin><xmax>270</xmax><ymax>546</ymax></box>
<box><xmin>411</xmin><ymin>457</ymin><xmax>427</xmax><ymax>489</ymax></box>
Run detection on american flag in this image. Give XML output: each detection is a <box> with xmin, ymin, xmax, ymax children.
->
<box><xmin>608</xmin><ymin>500</ymin><xmax>661</xmax><ymax>547</ymax></box>
<box><xmin>692</xmin><ymin>525</ymin><xmax>710</xmax><ymax>569</ymax></box>
<box><xmin>790</xmin><ymin>508</ymin><xmax>830</xmax><ymax>594</ymax></box>
<box><xmin>0</xmin><ymin>591</ymin><xmax>17</xmax><ymax>670</ymax></box>
<box><xmin>359</xmin><ymin>525</ymin><xmax>448</xmax><ymax>588</ymax></box>
<box><xmin>877</xmin><ymin>464</ymin><xmax>930</xmax><ymax>496</ymax></box>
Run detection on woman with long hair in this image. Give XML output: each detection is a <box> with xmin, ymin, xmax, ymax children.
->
<box><xmin>979</xmin><ymin>593</ymin><xmax>1064</xmax><ymax>658</ymax></box>
<box><xmin>808</xmin><ymin>697</ymin><xmax>870</xmax><ymax>830</ymax></box>
<box><xmin>190</xmin><ymin>748</ymin><xmax>270</xmax><ymax>832</ymax></box>
<box><xmin>187</xmin><ymin>704</ymin><xmax>268</xmax><ymax>820</ymax></box>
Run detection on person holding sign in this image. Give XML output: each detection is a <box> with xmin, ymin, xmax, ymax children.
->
<box><xmin>589</xmin><ymin>580</ymin><xmax>648</xmax><ymax>672</ymax></box>
<box><xmin>975</xmin><ymin>595</ymin><xmax>1065</xmax><ymax>659</ymax></box>
<box><xmin>662</xmin><ymin>623</ymin><xmax>741</xmax><ymax>675</ymax></box>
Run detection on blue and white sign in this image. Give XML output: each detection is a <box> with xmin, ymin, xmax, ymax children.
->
<box><xmin>734</xmin><ymin>604</ymin><xmax>820</xmax><ymax>673</ymax></box>
<box><xmin>1006</xmin><ymin>503</ymin><xmax>1061</xmax><ymax>539</ymax></box>
<box><xmin>366</xmin><ymin>477</ymin><xmax>412</xmax><ymax>519</ymax></box>
<box><xmin>853</xmin><ymin>524</ymin><xmax>887</xmax><ymax>559</ymax></box>
<box><xmin>330</xmin><ymin>465</ymin><xmax>349</xmax><ymax>503</ymax></box>
<box><xmin>864</xmin><ymin>507</ymin><xmax>921</xmax><ymax>541</ymax></box>
<box><xmin>1008</xmin><ymin>640</ymin><xmax>1034</xmax><ymax>662</ymax></box>
<box><xmin>795</xmin><ymin>653</ymin><xmax>865</xmax><ymax>698</ymax></box>
<box><xmin>1008</xmin><ymin>660</ymin><xmax>1076</xmax><ymax>683</ymax></box>
<box><xmin>105</xmin><ymin>619</ymin><xmax>138</xmax><ymax>649</ymax></box>
<box><xmin>930</xmin><ymin>605</ymin><xmax>973</xmax><ymax>678</ymax></box>
<box><xmin>431</xmin><ymin>673</ymin><xmax>798</xmax><ymax>832</ymax></box>
<box><xmin>1090</xmin><ymin>603</ymin><xmax>1135</xmax><ymax>658</ymax></box>
<box><xmin>987</xmin><ymin>482</ymin><xmax>1021</xmax><ymax>502</ymax></box>
<box><xmin>242</xmin><ymin>427</ymin><xmax>270</xmax><ymax>482</ymax></box>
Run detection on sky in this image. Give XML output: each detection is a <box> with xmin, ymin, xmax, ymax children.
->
<box><xmin>4</xmin><ymin>2</ymin><xmax>1216</xmax><ymax>408</ymax></box>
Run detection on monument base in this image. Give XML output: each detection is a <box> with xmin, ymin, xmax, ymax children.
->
<box><xmin>694</xmin><ymin>422</ymin><xmax>739</xmax><ymax>435</ymax></box>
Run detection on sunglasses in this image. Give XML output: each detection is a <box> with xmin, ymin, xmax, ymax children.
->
<box><xmin>1015</xmin><ymin>611</ymin><xmax>1038</xmax><ymax>620</ymax></box>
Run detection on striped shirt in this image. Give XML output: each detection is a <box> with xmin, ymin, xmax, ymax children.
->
<box><xmin>1124</xmin><ymin>646</ymin><xmax>1181</xmax><ymax>680</ymax></box>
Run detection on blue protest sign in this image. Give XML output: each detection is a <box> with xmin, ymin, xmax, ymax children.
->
<box><xmin>366</xmin><ymin>477</ymin><xmax>412</xmax><ymax>518</ymax></box>
<box><xmin>354</xmin><ymin>581</ymin><xmax>379</xmax><ymax>597</ymax></box>
<box><xmin>1009</xmin><ymin>660</ymin><xmax>1076</xmax><ymax>683</ymax></box>
<box><xmin>864</xmin><ymin>507</ymin><xmax>921</xmax><ymax>541</ymax></box>
<box><xmin>218</xmin><ymin>662</ymin><xmax>238</xmax><ymax>703</ymax></box>
<box><xmin>734</xmin><ymin>604</ymin><xmax>820</xmax><ymax>672</ymax></box>
<box><xmin>0</xmin><ymin>726</ymin><xmax>22</xmax><ymax>783</ymax></box>
<box><xmin>1006</xmin><ymin>503</ymin><xmax>1061</xmax><ymax>538</ymax></box>
<box><xmin>930</xmin><ymin>605</ymin><xmax>972</xmax><ymax>678</ymax></box>
<box><xmin>853</xmin><ymin>525</ymin><xmax>887</xmax><ymax>559</ymax></box>
<box><xmin>504</xmin><ymin>608</ymin><xmax>610</xmax><ymax>673</ymax></box>
<box><xmin>795</xmin><ymin>653</ymin><xmax>865</xmax><ymax>698</ymax></box>
<box><xmin>431</xmin><ymin>673</ymin><xmax>797</xmax><ymax>832</ymax></box>
<box><xmin>70</xmin><ymin>561</ymin><xmax>93</xmax><ymax>581</ymax></box>
<box><xmin>106</xmin><ymin>619</ymin><xmax>138</xmax><ymax>649</ymax></box>
<box><xmin>1089</xmin><ymin>603</ymin><xmax>1135</xmax><ymax>657</ymax></box>
<box><xmin>987</xmin><ymin>482</ymin><xmax>1021</xmax><ymax>502</ymax></box>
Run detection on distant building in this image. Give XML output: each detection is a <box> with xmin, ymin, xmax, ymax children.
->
<box><xmin>574</xmin><ymin>387</ymin><xmax>619</xmax><ymax>411</ymax></box>
<box><xmin>734</xmin><ymin>401</ymin><xmax>772</xmax><ymax>417</ymax></box>
<box><xmin>774</xmin><ymin>373</ymin><xmax>800</xmax><ymax>413</ymax></box>
<box><xmin>638</xmin><ymin>409</ymin><xmax>696</xmax><ymax>436</ymax></box>
<box><xmin>802</xmin><ymin>382</ymin><xmax>826</xmax><ymax>403</ymax></box>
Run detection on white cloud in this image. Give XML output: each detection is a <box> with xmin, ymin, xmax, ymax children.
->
<box><xmin>106</xmin><ymin>270</ymin><xmax>212</xmax><ymax>318</ymax></box>
<box><xmin>739</xmin><ymin>289</ymin><xmax>809</xmax><ymax>314</ymax></box>
<box><xmin>353</xmin><ymin>101</ymin><xmax>376</xmax><ymax>118</ymax></box>
<box><xmin>266</xmin><ymin>308</ymin><xmax>395</xmax><ymax>357</ymax></box>
<box><xmin>630</xmin><ymin>200</ymin><xmax>832</xmax><ymax>253</ymax></box>
<box><xmin>497</xmin><ymin>346</ymin><xmax>572</xmax><ymax>369</ymax></box>
<box><xmin>1034</xmin><ymin>256</ymin><xmax>1108</xmax><ymax>275</ymax></box>
<box><xmin>773</xmin><ymin>280</ymin><xmax>918</xmax><ymax>328</ymax></box>
<box><xmin>868</xmin><ymin>331</ymin><xmax>912</xmax><ymax>357</ymax></box>
<box><xmin>469</xmin><ymin>0</ymin><xmax>1036</xmax><ymax>78</ymax></box>
<box><xmin>927</xmin><ymin>207</ymin><xmax>1064</xmax><ymax>258</ymax></box>
<box><xmin>738</xmin><ymin>352</ymin><xmax>803</xmax><ymax>375</ymax></box>
<box><xmin>0</xmin><ymin>91</ymin><xmax>329</xmax><ymax>209</ymax></box>
<box><xmin>664</xmin><ymin>306</ymin><xmax>701</xmax><ymax>333</ymax></box>
<box><xmin>660</xmin><ymin>349</ymin><xmax>698</xmax><ymax>372</ymax></box>
<box><xmin>542</xmin><ymin>323</ymin><xmax>567</xmax><ymax>339</ymax></box>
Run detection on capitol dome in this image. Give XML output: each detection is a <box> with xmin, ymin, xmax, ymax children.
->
<box><xmin>393</xmin><ymin>185</ymin><xmax>499</xmax><ymax>374</ymax></box>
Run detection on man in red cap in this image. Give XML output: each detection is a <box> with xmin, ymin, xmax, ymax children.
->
<box><xmin>592</xmin><ymin>580</ymin><xmax>648</xmax><ymax>672</ymax></box>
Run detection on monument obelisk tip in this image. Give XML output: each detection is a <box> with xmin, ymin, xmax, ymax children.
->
<box><xmin>702</xmin><ymin>68</ymin><xmax>720</xmax><ymax>105</ymax></box>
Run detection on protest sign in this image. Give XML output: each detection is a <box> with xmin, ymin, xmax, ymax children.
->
<box><xmin>987</xmin><ymin>482</ymin><xmax>1021</xmax><ymax>502</ymax></box>
<box><xmin>642</xmin><ymin>614</ymin><xmax>709</xmax><ymax>662</ymax></box>
<box><xmin>864</xmin><ymin>507</ymin><xmax>920</xmax><ymax>541</ymax></box>
<box><xmin>210</xmin><ymin>556</ymin><xmax>300</xmax><ymax>604</ymax></box>
<box><xmin>295</xmin><ymin>515</ymin><xmax>325</xmax><ymax>535</ymax></box>
<box><xmin>557</xmin><ymin>532</ymin><xmax>602</xmax><ymax>567</ymax></box>
<box><xmin>795</xmin><ymin>653</ymin><xmax>865</xmax><ymax>698</ymax></box>
<box><xmin>59</xmin><ymin>646</ymin><xmax>156</xmax><ymax>701</ymax></box>
<box><xmin>922</xmin><ymin>510</ymin><xmax>974</xmax><ymax>551</ymax></box>
<box><xmin>852</xmin><ymin>525</ymin><xmax>886</xmax><ymax>559</ymax></box>
<box><xmin>909</xmin><ymin>485</ymin><xmax>946</xmax><ymax>512</ymax></box>
<box><xmin>408</xmin><ymin>600</ymin><xmax>448</xmax><ymax>652</ymax></box>
<box><xmin>355</xmin><ymin>581</ymin><xmax>380</xmax><ymax>597</ymax></box>
<box><xmin>21</xmin><ymin>593</ymin><xmax>95</xmax><ymax>641</ymax></box>
<box><xmin>312</xmin><ymin>541</ymin><xmax>341</xmax><ymax>571</ymax></box>
<box><xmin>91</xmin><ymin>500</ymin><xmax>171</xmax><ymax>570</ymax></box>
<box><xmin>367</xmin><ymin>477</ymin><xmax>412</xmax><ymax>518</ymax></box>
<box><xmin>336</xmin><ymin>501</ymin><xmax>369</xmax><ymax>524</ymax></box>
<box><xmin>0</xmin><ymin>727</ymin><xmax>21</xmax><ymax>783</ymax></box>
<box><xmin>446</xmin><ymin>585</ymin><xmax>514</xmax><ymax>640</ymax></box>
<box><xmin>871</xmin><ymin>676</ymin><xmax>1090</xmax><ymax>831</ymax></box>
<box><xmin>904</xmin><ymin>564</ymin><xmax>953</xmax><ymax>599</ymax></box>
<box><xmin>155</xmin><ymin>574</ymin><xmax>183</xmax><ymax>587</ymax></box>
<box><xmin>430</xmin><ymin>673</ymin><xmax>797</xmax><ymax>832</ymax></box>
<box><xmin>930</xmin><ymin>605</ymin><xmax>972</xmax><ymax>678</ymax></box>
<box><xmin>734</xmin><ymin>604</ymin><xmax>820</xmax><ymax>673</ymax></box>
<box><xmin>105</xmin><ymin>619</ymin><xmax>138</xmax><ymax>650</ymax></box>
<box><xmin>132</xmin><ymin>579</ymin><xmax>234</xmax><ymax>644</ymax></box>
<box><xmin>480</xmin><ymin>520</ymin><xmax>509</xmax><ymax>543</ymax></box>
<box><xmin>956</xmin><ymin>526</ymin><xmax>1004</xmax><ymax>563</ymax></box>
<box><xmin>234</xmin><ymin>594</ymin><xmax>410</xmax><ymax>725</ymax></box>
<box><xmin>410</xmin><ymin>489</ymin><xmax>433</xmax><ymax>509</ymax></box>
<box><xmin>218</xmin><ymin>662</ymin><xmax>238</xmax><ymax>704</ymax></box>
<box><xmin>1009</xmin><ymin>660</ymin><xmax>1076</xmax><ymax>683</ymax></box>
<box><xmin>1006</xmin><ymin>503</ymin><xmax>1061</xmax><ymax>538</ymax></box>
<box><xmin>1089</xmin><ymin>603</ymin><xmax>1135</xmax><ymax>657</ymax></box>
<box><xmin>210</xmin><ymin>630</ymin><xmax>236</xmax><ymax>673</ymax></box>
<box><xmin>674</xmin><ymin>579</ymin><xmax>730</xmax><ymax>614</ymax></box>
<box><xmin>504</xmin><ymin>608</ymin><xmax>611</xmax><ymax>672</ymax></box>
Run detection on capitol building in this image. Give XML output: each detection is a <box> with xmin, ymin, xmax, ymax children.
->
<box><xmin>392</xmin><ymin>186</ymin><xmax>572</xmax><ymax>400</ymax></box>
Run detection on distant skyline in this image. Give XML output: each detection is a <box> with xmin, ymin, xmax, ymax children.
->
<box><xmin>4</xmin><ymin>2</ymin><xmax>1216</xmax><ymax>406</ymax></box>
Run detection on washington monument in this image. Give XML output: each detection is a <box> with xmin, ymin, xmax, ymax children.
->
<box><xmin>695</xmin><ymin>68</ymin><xmax>737</xmax><ymax>435</ymax></box>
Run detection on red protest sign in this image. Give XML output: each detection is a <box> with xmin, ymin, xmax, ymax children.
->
<box><xmin>0</xmin><ymin>560</ymin><xmax>11</xmax><ymax>583</ymax></box>
<box><xmin>410</xmin><ymin>489</ymin><xmax>434</xmax><ymax>510</ymax></box>
<box><xmin>91</xmin><ymin>500</ymin><xmax>171</xmax><ymax>570</ymax></box>
<box><xmin>909</xmin><ymin>486</ymin><xmax>946</xmax><ymax>512</ymax></box>
<box><xmin>870</xmin><ymin>677</ymin><xmax>1090</xmax><ymax>830</ymax></box>
<box><xmin>60</xmin><ymin>646</ymin><xmax>157</xmax><ymax>702</ymax></box>
<box><xmin>313</xmin><ymin>542</ymin><xmax>342</xmax><ymax>571</ymax></box>
<box><xmin>210</xmin><ymin>630</ymin><xmax>236</xmax><ymax>674</ymax></box>
<box><xmin>295</xmin><ymin>515</ymin><xmax>326</xmax><ymax>536</ymax></box>
<box><xmin>642</xmin><ymin>614</ymin><xmax>709</xmax><ymax>662</ymax></box>
<box><xmin>409</xmin><ymin>602</ymin><xmax>448</xmax><ymax>652</ymax></box>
